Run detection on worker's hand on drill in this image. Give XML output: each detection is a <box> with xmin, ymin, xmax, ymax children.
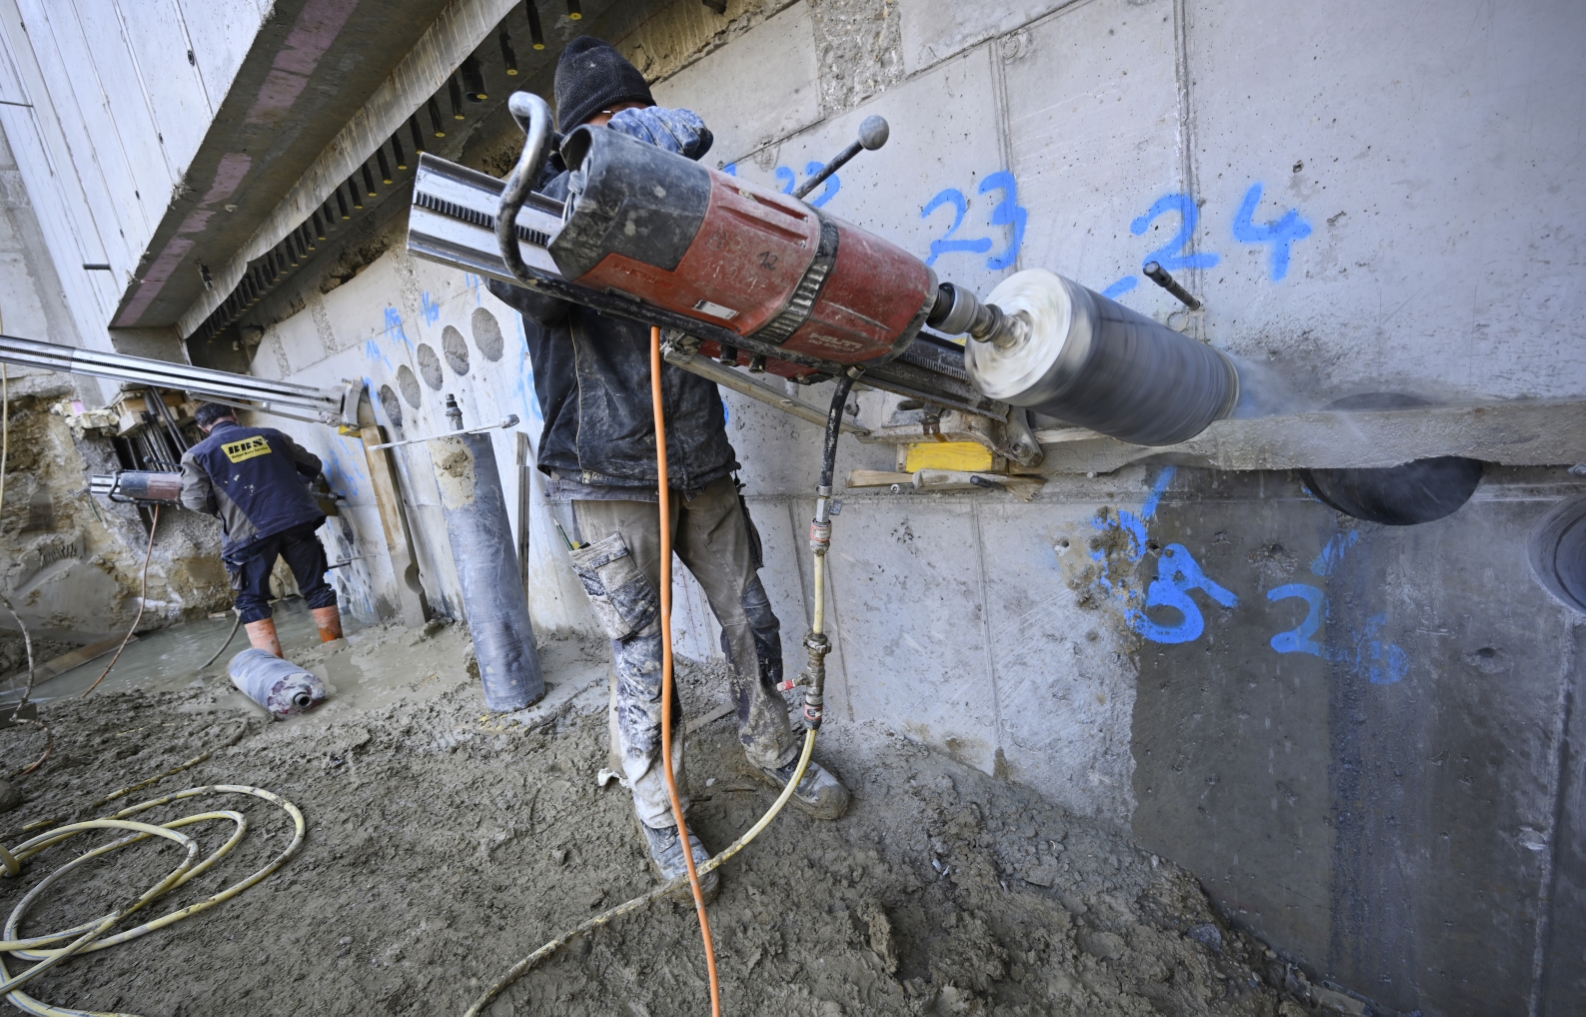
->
<box><xmin>606</xmin><ymin>107</ymin><xmax>713</xmax><ymax>160</ymax></box>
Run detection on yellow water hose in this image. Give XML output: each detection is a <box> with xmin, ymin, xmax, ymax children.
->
<box><xmin>462</xmin><ymin>729</ymin><xmax>816</xmax><ymax>1017</ymax></box>
<box><xmin>0</xmin><ymin>784</ymin><xmax>305</xmax><ymax>1016</ymax></box>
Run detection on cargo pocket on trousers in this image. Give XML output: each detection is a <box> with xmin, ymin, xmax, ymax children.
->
<box><xmin>569</xmin><ymin>534</ymin><xmax>659</xmax><ymax>641</ymax></box>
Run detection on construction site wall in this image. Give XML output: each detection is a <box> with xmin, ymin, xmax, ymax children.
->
<box><xmin>2</xmin><ymin>1</ymin><xmax>1583</xmax><ymax>1013</ymax></box>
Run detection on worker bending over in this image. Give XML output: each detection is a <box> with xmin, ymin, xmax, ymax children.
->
<box><xmin>179</xmin><ymin>402</ymin><xmax>341</xmax><ymax>655</ymax></box>
<box><xmin>490</xmin><ymin>38</ymin><xmax>849</xmax><ymax>902</ymax></box>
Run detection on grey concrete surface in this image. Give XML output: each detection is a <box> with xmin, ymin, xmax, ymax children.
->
<box><xmin>4</xmin><ymin>0</ymin><xmax>1585</xmax><ymax>1012</ymax></box>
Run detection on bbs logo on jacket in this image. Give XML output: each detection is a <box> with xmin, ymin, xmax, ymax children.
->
<box><xmin>222</xmin><ymin>435</ymin><xmax>272</xmax><ymax>463</ymax></box>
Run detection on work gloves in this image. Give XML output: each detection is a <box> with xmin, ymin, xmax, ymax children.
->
<box><xmin>606</xmin><ymin>106</ymin><xmax>713</xmax><ymax>161</ymax></box>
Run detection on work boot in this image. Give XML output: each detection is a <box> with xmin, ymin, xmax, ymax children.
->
<box><xmin>636</xmin><ymin>819</ymin><xmax>720</xmax><ymax>905</ymax></box>
<box><xmin>751</xmin><ymin>755</ymin><xmax>850</xmax><ymax>820</ymax></box>
<box><xmin>311</xmin><ymin>605</ymin><xmax>343</xmax><ymax>643</ymax></box>
<box><xmin>244</xmin><ymin>618</ymin><xmax>282</xmax><ymax>657</ymax></box>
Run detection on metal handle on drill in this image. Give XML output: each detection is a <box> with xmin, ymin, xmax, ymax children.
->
<box><xmin>792</xmin><ymin>115</ymin><xmax>889</xmax><ymax>200</ymax></box>
<box><xmin>496</xmin><ymin>92</ymin><xmax>556</xmax><ymax>287</ymax></box>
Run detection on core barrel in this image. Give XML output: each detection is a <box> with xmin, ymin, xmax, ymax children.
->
<box><xmin>965</xmin><ymin>269</ymin><xmax>1239</xmax><ymax>447</ymax></box>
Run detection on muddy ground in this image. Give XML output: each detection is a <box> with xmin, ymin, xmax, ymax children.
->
<box><xmin>0</xmin><ymin>615</ymin><xmax>1328</xmax><ymax>1016</ymax></box>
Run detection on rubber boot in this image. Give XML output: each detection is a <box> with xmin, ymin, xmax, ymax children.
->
<box><xmin>311</xmin><ymin>605</ymin><xmax>343</xmax><ymax>643</ymax></box>
<box><xmin>245</xmin><ymin>618</ymin><xmax>282</xmax><ymax>657</ymax></box>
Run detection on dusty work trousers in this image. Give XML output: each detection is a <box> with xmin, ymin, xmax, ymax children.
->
<box><xmin>572</xmin><ymin>477</ymin><xmax>798</xmax><ymax>830</ymax></box>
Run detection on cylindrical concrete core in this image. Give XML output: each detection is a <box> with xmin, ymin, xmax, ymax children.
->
<box><xmin>965</xmin><ymin>269</ymin><xmax>1239</xmax><ymax>446</ymax></box>
<box><xmin>428</xmin><ymin>430</ymin><xmax>544</xmax><ymax>711</ymax></box>
<box><xmin>113</xmin><ymin>471</ymin><xmax>184</xmax><ymax>504</ymax></box>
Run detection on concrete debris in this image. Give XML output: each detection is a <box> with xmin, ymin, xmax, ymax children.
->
<box><xmin>0</xmin><ymin>617</ymin><xmax>1313</xmax><ymax>1016</ymax></box>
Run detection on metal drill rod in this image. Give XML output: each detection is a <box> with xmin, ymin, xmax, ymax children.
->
<box><xmin>365</xmin><ymin>414</ymin><xmax>520</xmax><ymax>450</ymax></box>
<box><xmin>793</xmin><ymin>116</ymin><xmax>889</xmax><ymax>200</ymax></box>
<box><xmin>1142</xmin><ymin>262</ymin><xmax>1203</xmax><ymax>310</ymax></box>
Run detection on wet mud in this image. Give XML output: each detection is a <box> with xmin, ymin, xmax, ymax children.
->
<box><xmin>0</xmin><ymin>613</ymin><xmax>1320</xmax><ymax>1016</ymax></box>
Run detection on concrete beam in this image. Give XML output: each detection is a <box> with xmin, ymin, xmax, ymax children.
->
<box><xmin>1031</xmin><ymin>400</ymin><xmax>1586</xmax><ymax>475</ymax></box>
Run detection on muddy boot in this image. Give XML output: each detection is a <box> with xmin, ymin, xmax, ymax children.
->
<box><xmin>244</xmin><ymin>618</ymin><xmax>282</xmax><ymax>657</ymax></box>
<box><xmin>311</xmin><ymin>605</ymin><xmax>343</xmax><ymax>643</ymax></box>
<box><xmin>751</xmin><ymin>755</ymin><xmax>850</xmax><ymax>820</ymax></box>
<box><xmin>636</xmin><ymin>818</ymin><xmax>720</xmax><ymax>905</ymax></box>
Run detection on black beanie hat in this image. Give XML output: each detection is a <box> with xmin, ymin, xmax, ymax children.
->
<box><xmin>554</xmin><ymin>36</ymin><xmax>654</xmax><ymax>133</ymax></box>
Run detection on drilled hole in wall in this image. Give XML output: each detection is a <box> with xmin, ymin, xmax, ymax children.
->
<box><xmin>442</xmin><ymin>325</ymin><xmax>470</xmax><ymax>375</ymax></box>
<box><xmin>416</xmin><ymin>343</ymin><xmax>444</xmax><ymax>390</ymax></box>
<box><xmin>378</xmin><ymin>384</ymin><xmax>403</xmax><ymax>429</ymax></box>
<box><xmin>1299</xmin><ymin>394</ymin><xmax>1483</xmax><ymax>526</ymax></box>
<box><xmin>1528</xmin><ymin>496</ymin><xmax>1586</xmax><ymax>615</ymax></box>
<box><xmin>397</xmin><ymin>365</ymin><xmax>422</xmax><ymax>409</ymax></box>
<box><xmin>471</xmin><ymin>307</ymin><xmax>504</xmax><ymax>362</ymax></box>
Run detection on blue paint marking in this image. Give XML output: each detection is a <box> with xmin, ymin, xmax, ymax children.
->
<box><xmin>1131</xmin><ymin>193</ymin><xmax>1220</xmax><ymax>271</ymax></box>
<box><xmin>1129</xmin><ymin>544</ymin><xmax>1239</xmax><ymax>644</ymax></box>
<box><xmin>420</xmin><ymin>292</ymin><xmax>440</xmax><ymax>326</ymax></box>
<box><xmin>1141</xmin><ymin>466</ymin><xmax>1177</xmax><ymax>520</ymax></box>
<box><xmin>721</xmin><ymin>162</ymin><xmax>737</xmax><ymax>176</ymax></box>
<box><xmin>1102</xmin><ymin>277</ymin><xmax>1138</xmax><ymax>299</ymax></box>
<box><xmin>1116</xmin><ymin>510</ymin><xmax>1149</xmax><ymax>562</ymax></box>
<box><xmin>382</xmin><ymin>306</ymin><xmax>410</xmax><ymax>347</ymax></box>
<box><xmin>1268</xmin><ymin>583</ymin><xmax>1326</xmax><ymax>655</ymax></box>
<box><xmin>1357</xmin><ymin>614</ymin><xmax>1409</xmax><ymax>684</ymax></box>
<box><xmin>363</xmin><ymin>340</ymin><xmax>394</xmax><ymax>371</ymax></box>
<box><xmin>1266</xmin><ymin>583</ymin><xmax>1408</xmax><ymax>683</ymax></box>
<box><xmin>921</xmin><ymin>188</ymin><xmax>991</xmax><ymax>267</ymax></box>
<box><xmin>775</xmin><ymin>166</ymin><xmax>796</xmax><ymax>194</ymax></box>
<box><xmin>1231</xmin><ymin>183</ymin><xmax>1312</xmax><ymax>282</ymax></box>
<box><xmin>979</xmin><ymin>171</ymin><xmax>1026</xmax><ymax>270</ymax></box>
<box><xmin>464</xmin><ymin>272</ymin><xmax>483</xmax><ymax>306</ymax></box>
<box><xmin>1310</xmin><ymin>531</ymin><xmax>1360</xmax><ymax>576</ymax></box>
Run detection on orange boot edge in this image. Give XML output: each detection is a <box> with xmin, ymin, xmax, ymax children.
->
<box><xmin>311</xmin><ymin>605</ymin><xmax>343</xmax><ymax>643</ymax></box>
<box><xmin>244</xmin><ymin>618</ymin><xmax>283</xmax><ymax>657</ymax></box>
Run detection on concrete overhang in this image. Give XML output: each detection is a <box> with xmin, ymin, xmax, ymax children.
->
<box><xmin>111</xmin><ymin>0</ymin><xmax>457</xmax><ymax>331</ymax></box>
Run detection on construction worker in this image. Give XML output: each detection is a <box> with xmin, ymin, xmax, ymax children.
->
<box><xmin>489</xmin><ymin>37</ymin><xmax>849</xmax><ymax>902</ymax></box>
<box><xmin>178</xmin><ymin>402</ymin><xmax>342</xmax><ymax>655</ymax></box>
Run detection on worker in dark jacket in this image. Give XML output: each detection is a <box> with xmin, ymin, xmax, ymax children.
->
<box><xmin>179</xmin><ymin>403</ymin><xmax>341</xmax><ymax>655</ymax></box>
<box><xmin>488</xmin><ymin>37</ymin><xmax>848</xmax><ymax>903</ymax></box>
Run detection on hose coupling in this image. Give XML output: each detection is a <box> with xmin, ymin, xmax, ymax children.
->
<box><xmin>809</xmin><ymin>517</ymin><xmax>832</xmax><ymax>555</ymax></box>
<box><xmin>799</xmin><ymin>631</ymin><xmax>830</xmax><ymax>730</ymax></box>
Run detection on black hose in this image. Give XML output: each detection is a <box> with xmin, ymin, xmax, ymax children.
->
<box><xmin>819</xmin><ymin>373</ymin><xmax>856</xmax><ymax>493</ymax></box>
<box><xmin>199</xmin><ymin>612</ymin><xmax>242</xmax><ymax>671</ymax></box>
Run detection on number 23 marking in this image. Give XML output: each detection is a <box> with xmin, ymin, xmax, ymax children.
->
<box><xmin>921</xmin><ymin>172</ymin><xmax>1028</xmax><ymax>270</ymax></box>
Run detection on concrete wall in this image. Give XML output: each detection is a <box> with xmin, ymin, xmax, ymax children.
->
<box><xmin>0</xmin><ymin>0</ymin><xmax>269</xmax><ymax>356</ymax></box>
<box><xmin>58</xmin><ymin>0</ymin><xmax>1586</xmax><ymax>1013</ymax></box>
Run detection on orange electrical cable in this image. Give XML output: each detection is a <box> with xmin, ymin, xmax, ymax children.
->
<box><xmin>650</xmin><ymin>324</ymin><xmax>722</xmax><ymax>1016</ymax></box>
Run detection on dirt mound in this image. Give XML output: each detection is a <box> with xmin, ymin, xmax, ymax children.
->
<box><xmin>0</xmin><ymin>621</ymin><xmax>1308</xmax><ymax>1016</ymax></box>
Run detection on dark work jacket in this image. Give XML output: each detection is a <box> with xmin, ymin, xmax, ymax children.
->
<box><xmin>487</xmin><ymin>171</ymin><xmax>738</xmax><ymax>495</ymax></box>
<box><xmin>179</xmin><ymin>421</ymin><xmax>325</xmax><ymax>558</ymax></box>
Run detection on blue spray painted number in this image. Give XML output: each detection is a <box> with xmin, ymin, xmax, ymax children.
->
<box><xmin>921</xmin><ymin>172</ymin><xmax>1028</xmax><ymax>270</ymax></box>
<box><xmin>1267</xmin><ymin>583</ymin><xmax>1406</xmax><ymax>683</ymax></box>
<box><xmin>980</xmin><ymin>172</ymin><xmax>1026</xmax><ymax>271</ymax></box>
<box><xmin>1129</xmin><ymin>544</ymin><xmax>1239</xmax><ymax>644</ymax></box>
<box><xmin>1267</xmin><ymin>584</ymin><xmax>1325</xmax><ymax>655</ymax></box>
<box><xmin>1131</xmin><ymin>193</ymin><xmax>1221</xmax><ymax>272</ymax></box>
<box><xmin>1105</xmin><ymin>182</ymin><xmax>1312</xmax><ymax>297</ymax></box>
<box><xmin>1231</xmin><ymin>183</ymin><xmax>1312</xmax><ymax>282</ymax></box>
<box><xmin>921</xmin><ymin>188</ymin><xmax>991</xmax><ymax>266</ymax></box>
